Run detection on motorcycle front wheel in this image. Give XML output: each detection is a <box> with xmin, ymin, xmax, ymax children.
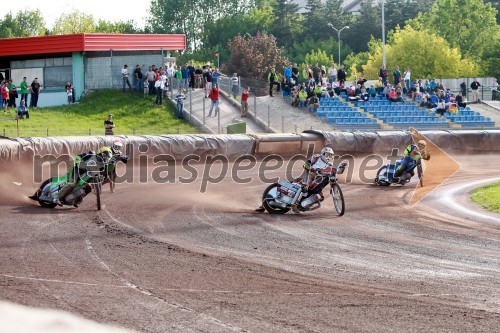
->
<box><xmin>262</xmin><ymin>183</ymin><xmax>290</xmax><ymax>214</ymax></box>
<box><xmin>93</xmin><ymin>180</ymin><xmax>102</xmax><ymax>211</ymax></box>
<box><xmin>330</xmin><ymin>183</ymin><xmax>345</xmax><ymax>216</ymax></box>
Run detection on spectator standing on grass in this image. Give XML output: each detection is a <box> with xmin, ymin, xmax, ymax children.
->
<box><xmin>207</xmin><ymin>85</ymin><xmax>220</xmax><ymax>117</ymax></box>
<box><xmin>19</xmin><ymin>77</ymin><xmax>29</xmax><ymax>106</ymax></box>
<box><xmin>175</xmin><ymin>89</ymin><xmax>187</xmax><ymax>119</ymax></box>
<box><xmin>65</xmin><ymin>82</ymin><xmax>73</xmax><ymax>105</ymax></box>
<box><xmin>122</xmin><ymin>65</ymin><xmax>132</xmax><ymax>92</ymax></box>
<box><xmin>104</xmin><ymin>114</ymin><xmax>115</xmax><ymax>135</ymax></box>
<box><xmin>7</xmin><ymin>80</ymin><xmax>17</xmax><ymax>108</ymax></box>
<box><xmin>30</xmin><ymin>79</ymin><xmax>42</xmax><ymax>108</ymax></box>
<box><xmin>2</xmin><ymin>81</ymin><xmax>10</xmax><ymax>113</ymax></box>
<box><xmin>154</xmin><ymin>78</ymin><xmax>163</xmax><ymax>105</ymax></box>
<box><xmin>470</xmin><ymin>79</ymin><xmax>481</xmax><ymax>103</ymax></box>
<box><xmin>145</xmin><ymin>66</ymin><xmax>155</xmax><ymax>95</ymax></box>
<box><xmin>17</xmin><ymin>100</ymin><xmax>29</xmax><ymax>119</ymax></box>
<box><xmin>241</xmin><ymin>87</ymin><xmax>250</xmax><ymax>118</ymax></box>
<box><xmin>134</xmin><ymin>65</ymin><xmax>143</xmax><ymax>92</ymax></box>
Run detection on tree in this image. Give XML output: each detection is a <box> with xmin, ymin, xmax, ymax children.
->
<box><xmin>344</xmin><ymin>0</ymin><xmax>381</xmax><ymax>54</ymax></box>
<box><xmin>0</xmin><ymin>10</ymin><xmax>46</xmax><ymax>38</ymax></box>
<box><xmin>269</xmin><ymin>0</ymin><xmax>302</xmax><ymax>49</ymax></box>
<box><xmin>408</xmin><ymin>0</ymin><xmax>498</xmax><ymax>61</ymax></box>
<box><xmin>299</xmin><ymin>49</ymin><xmax>334</xmax><ymax>79</ymax></box>
<box><xmin>362</xmin><ymin>26</ymin><xmax>479</xmax><ymax>80</ymax></box>
<box><xmin>95</xmin><ymin>20</ymin><xmax>140</xmax><ymax>34</ymax></box>
<box><xmin>52</xmin><ymin>10</ymin><xmax>96</xmax><ymax>34</ymax></box>
<box><xmin>226</xmin><ymin>32</ymin><xmax>289</xmax><ymax>79</ymax></box>
<box><xmin>302</xmin><ymin>0</ymin><xmax>326</xmax><ymax>41</ymax></box>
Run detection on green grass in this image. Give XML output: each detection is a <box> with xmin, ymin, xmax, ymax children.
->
<box><xmin>470</xmin><ymin>182</ymin><xmax>500</xmax><ymax>213</ymax></box>
<box><xmin>0</xmin><ymin>89</ymin><xmax>200</xmax><ymax>137</ymax></box>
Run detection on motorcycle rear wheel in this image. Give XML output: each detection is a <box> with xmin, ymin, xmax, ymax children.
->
<box><xmin>262</xmin><ymin>183</ymin><xmax>290</xmax><ymax>214</ymax></box>
<box><xmin>375</xmin><ymin>166</ymin><xmax>391</xmax><ymax>186</ymax></box>
<box><xmin>331</xmin><ymin>183</ymin><xmax>345</xmax><ymax>216</ymax></box>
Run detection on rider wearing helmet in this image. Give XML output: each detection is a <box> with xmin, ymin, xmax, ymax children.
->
<box><xmin>110</xmin><ymin>139</ymin><xmax>123</xmax><ymax>156</ymax></box>
<box><xmin>256</xmin><ymin>147</ymin><xmax>335</xmax><ymax>213</ymax></box>
<box><xmin>393</xmin><ymin>139</ymin><xmax>430</xmax><ymax>183</ymax></box>
<box><xmin>53</xmin><ymin>148</ymin><xmax>112</xmax><ymax>206</ymax></box>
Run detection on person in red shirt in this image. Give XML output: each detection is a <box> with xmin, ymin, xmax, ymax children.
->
<box><xmin>241</xmin><ymin>87</ymin><xmax>250</xmax><ymax>118</ymax></box>
<box><xmin>1</xmin><ymin>81</ymin><xmax>9</xmax><ymax>113</ymax></box>
<box><xmin>207</xmin><ymin>86</ymin><xmax>220</xmax><ymax>117</ymax></box>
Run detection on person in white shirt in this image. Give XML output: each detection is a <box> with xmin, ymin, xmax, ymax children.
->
<box><xmin>491</xmin><ymin>78</ymin><xmax>498</xmax><ymax>101</ymax></box>
<box><xmin>122</xmin><ymin>65</ymin><xmax>132</xmax><ymax>92</ymax></box>
<box><xmin>328</xmin><ymin>64</ymin><xmax>337</xmax><ymax>85</ymax></box>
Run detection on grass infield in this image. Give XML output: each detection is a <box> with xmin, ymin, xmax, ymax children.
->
<box><xmin>0</xmin><ymin>89</ymin><xmax>200</xmax><ymax>137</ymax></box>
<box><xmin>470</xmin><ymin>182</ymin><xmax>500</xmax><ymax>213</ymax></box>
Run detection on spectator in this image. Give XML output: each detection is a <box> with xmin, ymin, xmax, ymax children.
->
<box><xmin>403</xmin><ymin>67</ymin><xmax>411</xmax><ymax>91</ymax></box>
<box><xmin>267</xmin><ymin>68</ymin><xmax>280</xmax><ymax>97</ymax></box>
<box><xmin>175</xmin><ymin>66</ymin><xmax>182</xmax><ymax>91</ymax></box>
<box><xmin>491</xmin><ymin>78</ymin><xmax>498</xmax><ymax>101</ymax></box>
<box><xmin>470</xmin><ymin>79</ymin><xmax>481</xmax><ymax>103</ymax></box>
<box><xmin>230</xmin><ymin>73</ymin><xmax>239</xmax><ymax>98</ymax></box>
<box><xmin>241</xmin><ymin>87</ymin><xmax>250</xmax><ymax>118</ymax></box>
<box><xmin>207</xmin><ymin>85</ymin><xmax>220</xmax><ymax>117</ymax></box>
<box><xmin>211</xmin><ymin>67</ymin><xmax>224</xmax><ymax>88</ymax></box>
<box><xmin>122</xmin><ymin>65</ymin><xmax>132</xmax><ymax>92</ymax></box>
<box><xmin>17</xmin><ymin>100</ymin><xmax>29</xmax><ymax>119</ymax></box>
<box><xmin>284</xmin><ymin>64</ymin><xmax>292</xmax><ymax>85</ymax></box>
<box><xmin>337</xmin><ymin>65</ymin><xmax>346</xmax><ymax>86</ymax></box>
<box><xmin>187</xmin><ymin>61</ymin><xmax>196</xmax><ymax>90</ymax></box>
<box><xmin>312</xmin><ymin>63</ymin><xmax>321</xmax><ymax>84</ymax></box>
<box><xmin>328</xmin><ymin>63</ymin><xmax>337</xmax><ymax>85</ymax></box>
<box><xmin>104</xmin><ymin>114</ymin><xmax>115</xmax><ymax>135</ymax></box>
<box><xmin>175</xmin><ymin>89</ymin><xmax>187</xmax><ymax>119</ymax></box>
<box><xmin>1</xmin><ymin>81</ymin><xmax>9</xmax><ymax>112</ymax></box>
<box><xmin>160</xmin><ymin>70</ymin><xmax>168</xmax><ymax>98</ymax></box>
<box><xmin>194</xmin><ymin>65</ymin><xmax>204</xmax><ymax>88</ymax></box>
<box><xmin>30</xmin><ymin>78</ymin><xmax>41</xmax><ymax>108</ymax></box>
<box><xmin>145</xmin><ymin>66</ymin><xmax>156</xmax><ymax>95</ymax></box>
<box><xmin>456</xmin><ymin>92</ymin><xmax>467</xmax><ymax>108</ymax></box>
<box><xmin>379</xmin><ymin>65</ymin><xmax>388</xmax><ymax>86</ymax></box>
<box><xmin>368</xmin><ymin>85</ymin><xmax>377</xmax><ymax>98</ymax></box>
<box><xmin>65</xmin><ymin>82</ymin><xmax>73</xmax><ymax>105</ymax></box>
<box><xmin>435</xmin><ymin>99</ymin><xmax>446</xmax><ymax>116</ymax></box>
<box><xmin>134</xmin><ymin>65</ymin><xmax>143</xmax><ymax>92</ymax></box>
<box><xmin>7</xmin><ymin>79</ymin><xmax>17</xmax><ymax>108</ymax></box>
<box><xmin>143</xmin><ymin>78</ymin><xmax>149</xmax><ymax>98</ymax></box>
<box><xmin>460</xmin><ymin>79</ymin><xmax>467</xmax><ymax>97</ymax></box>
<box><xmin>166</xmin><ymin>64</ymin><xmax>175</xmax><ymax>93</ymax></box>
<box><xmin>393</xmin><ymin>66</ymin><xmax>401</xmax><ymax>86</ymax></box>
<box><xmin>203</xmin><ymin>67</ymin><xmax>212</xmax><ymax>98</ymax></box>
<box><xmin>298</xmin><ymin>88</ymin><xmax>308</xmax><ymax>108</ymax></box>
<box><xmin>291</xmin><ymin>63</ymin><xmax>300</xmax><ymax>85</ymax></box>
<box><xmin>181</xmin><ymin>64</ymin><xmax>190</xmax><ymax>90</ymax></box>
<box><xmin>326</xmin><ymin>83</ymin><xmax>335</xmax><ymax>98</ymax></box>
<box><xmin>308</xmin><ymin>93</ymin><xmax>320</xmax><ymax>113</ymax></box>
<box><xmin>154</xmin><ymin>78</ymin><xmax>163</xmax><ymax>105</ymax></box>
<box><xmin>388</xmin><ymin>88</ymin><xmax>402</xmax><ymax>103</ymax></box>
<box><xmin>19</xmin><ymin>77</ymin><xmax>29</xmax><ymax>106</ymax></box>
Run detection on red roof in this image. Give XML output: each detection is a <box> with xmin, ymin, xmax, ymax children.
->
<box><xmin>0</xmin><ymin>34</ymin><xmax>186</xmax><ymax>57</ymax></box>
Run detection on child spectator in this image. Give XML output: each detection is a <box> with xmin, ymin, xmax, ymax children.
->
<box><xmin>143</xmin><ymin>78</ymin><xmax>149</xmax><ymax>98</ymax></box>
<box><xmin>66</xmin><ymin>83</ymin><xmax>73</xmax><ymax>105</ymax></box>
<box><xmin>175</xmin><ymin>89</ymin><xmax>187</xmax><ymax>119</ymax></box>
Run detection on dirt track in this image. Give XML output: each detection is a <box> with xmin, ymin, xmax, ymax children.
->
<box><xmin>0</xmin><ymin>154</ymin><xmax>499</xmax><ymax>333</ymax></box>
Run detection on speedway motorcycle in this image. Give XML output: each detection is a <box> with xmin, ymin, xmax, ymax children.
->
<box><xmin>261</xmin><ymin>162</ymin><xmax>347</xmax><ymax>216</ymax></box>
<box><xmin>374</xmin><ymin>157</ymin><xmax>423</xmax><ymax>187</ymax></box>
<box><xmin>102</xmin><ymin>153</ymin><xmax>129</xmax><ymax>193</ymax></box>
<box><xmin>29</xmin><ymin>153</ymin><xmax>107</xmax><ymax>210</ymax></box>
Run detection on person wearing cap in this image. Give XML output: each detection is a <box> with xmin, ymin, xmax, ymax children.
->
<box><xmin>104</xmin><ymin>114</ymin><xmax>115</xmax><ymax>135</ymax></box>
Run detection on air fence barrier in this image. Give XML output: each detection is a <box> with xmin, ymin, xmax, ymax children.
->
<box><xmin>1</xmin><ymin>130</ymin><xmax>500</xmax><ymax>168</ymax></box>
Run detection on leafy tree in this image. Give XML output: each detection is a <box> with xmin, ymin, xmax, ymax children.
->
<box><xmin>95</xmin><ymin>19</ymin><xmax>140</xmax><ymax>34</ymax></box>
<box><xmin>269</xmin><ymin>0</ymin><xmax>302</xmax><ymax>49</ymax></box>
<box><xmin>382</xmin><ymin>0</ymin><xmax>435</xmax><ymax>31</ymax></box>
<box><xmin>362</xmin><ymin>26</ymin><xmax>479</xmax><ymax>80</ymax></box>
<box><xmin>344</xmin><ymin>0</ymin><xmax>381</xmax><ymax>54</ymax></box>
<box><xmin>288</xmin><ymin>37</ymin><xmax>339</xmax><ymax>65</ymax></box>
<box><xmin>52</xmin><ymin>10</ymin><xmax>96</xmax><ymax>34</ymax></box>
<box><xmin>408</xmin><ymin>0</ymin><xmax>498</xmax><ymax>60</ymax></box>
<box><xmin>299</xmin><ymin>49</ymin><xmax>334</xmax><ymax>79</ymax></box>
<box><xmin>302</xmin><ymin>0</ymin><xmax>326</xmax><ymax>41</ymax></box>
<box><xmin>0</xmin><ymin>10</ymin><xmax>46</xmax><ymax>38</ymax></box>
<box><xmin>226</xmin><ymin>32</ymin><xmax>289</xmax><ymax>79</ymax></box>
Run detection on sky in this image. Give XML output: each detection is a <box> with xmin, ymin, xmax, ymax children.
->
<box><xmin>1</xmin><ymin>0</ymin><xmax>151</xmax><ymax>30</ymax></box>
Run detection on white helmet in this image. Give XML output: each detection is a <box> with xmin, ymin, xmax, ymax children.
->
<box><xmin>112</xmin><ymin>139</ymin><xmax>123</xmax><ymax>153</ymax></box>
<box><xmin>320</xmin><ymin>147</ymin><xmax>334</xmax><ymax>163</ymax></box>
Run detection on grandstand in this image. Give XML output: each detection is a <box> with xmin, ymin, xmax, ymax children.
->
<box><xmin>313</xmin><ymin>94</ymin><xmax>495</xmax><ymax>131</ymax></box>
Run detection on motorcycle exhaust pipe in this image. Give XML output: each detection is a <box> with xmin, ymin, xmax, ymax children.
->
<box><xmin>268</xmin><ymin>200</ymin><xmax>287</xmax><ymax>209</ymax></box>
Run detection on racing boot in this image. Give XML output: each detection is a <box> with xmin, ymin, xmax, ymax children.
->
<box><xmin>290</xmin><ymin>204</ymin><xmax>300</xmax><ymax>214</ymax></box>
<box><xmin>255</xmin><ymin>204</ymin><xmax>265</xmax><ymax>212</ymax></box>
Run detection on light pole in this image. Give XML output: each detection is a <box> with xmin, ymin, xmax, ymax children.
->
<box><xmin>328</xmin><ymin>23</ymin><xmax>349</xmax><ymax>67</ymax></box>
<box><xmin>381</xmin><ymin>0</ymin><xmax>386</xmax><ymax>66</ymax></box>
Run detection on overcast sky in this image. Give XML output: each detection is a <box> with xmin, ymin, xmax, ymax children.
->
<box><xmin>1</xmin><ymin>0</ymin><xmax>151</xmax><ymax>30</ymax></box>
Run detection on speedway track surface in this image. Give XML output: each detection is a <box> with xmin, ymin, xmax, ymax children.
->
<box><xmin>0</xmin><ymin>154</ymin><xmax>499</xmax><ymax>332</ymax></box>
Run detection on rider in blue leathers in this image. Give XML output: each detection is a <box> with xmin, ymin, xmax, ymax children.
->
<box><xmin>393</xmin><ymin>140</ymin><xmax>430</xmax><ymax>183</ymax></box>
